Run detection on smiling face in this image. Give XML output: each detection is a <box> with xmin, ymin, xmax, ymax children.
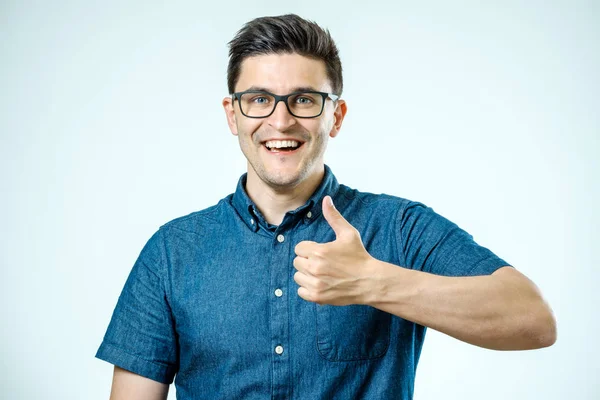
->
<box><xmin>223</xmin><ymin>53</ymin><xmax>347</xmax><ymax>190</ymax></box>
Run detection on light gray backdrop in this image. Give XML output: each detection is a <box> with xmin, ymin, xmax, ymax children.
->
<box><xmin>1</xmin><ymin>0</ymin><xmax>598</xmax><ymax>399</ymax></box>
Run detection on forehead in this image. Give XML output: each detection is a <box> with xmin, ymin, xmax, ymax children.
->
<box><xmin>235</xmin><ymin>53</ymin><xmax>331</xmax><ymax>94</ymax></box>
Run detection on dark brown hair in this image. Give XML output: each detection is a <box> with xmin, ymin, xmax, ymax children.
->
<box><xmin>227</xmin><ymin>14</ymin><xmax>343</xmax><ymax>95</ymax></box>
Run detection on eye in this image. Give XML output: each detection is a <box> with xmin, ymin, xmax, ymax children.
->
<box><xmin>251</xmin><ymin>96</ymin><xmax>270</xmax><ymax>104</ymax></box>
<box><xmin>295</xmin><ymin>96</ymin><xmax>313</xmax><ymax>105</ymax></box>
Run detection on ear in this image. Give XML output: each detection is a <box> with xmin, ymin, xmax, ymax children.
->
<box><xmin>222</xmin><ymin>96</ymin><xmax>238</xmax><ymax>136</ymax></box>
<box><xmin>329</xmin><ymin>99</ymin><xmax>347</xmax><ymax>139</ymax></box>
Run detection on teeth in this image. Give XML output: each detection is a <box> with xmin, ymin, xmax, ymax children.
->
<box><xmin>265</xmin><ymin>140</ymin><xmax>300</xmax><ymax>149</ymax></box>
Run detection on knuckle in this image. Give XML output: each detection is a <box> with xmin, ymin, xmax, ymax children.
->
<box><xmin>313</xmin><ymin>245</ymin><xmax>328</xmax><ymax>258</ymax></box>
<box><xmin>311</xmin><ymin>292</ymin><xmax>322</xmax><ymax>304</ymax></box>
<box><xmin>343</xmin><ymin>228</ymin><xmax>359</xmax><ymax>241</ymax></box>
<box><xmin>311</xmin><ymin>262</ymin><xmax>324</xmax><ymax>276</ymax></box>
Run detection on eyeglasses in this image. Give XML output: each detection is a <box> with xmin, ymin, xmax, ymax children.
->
<box><xmin>232</xmin><ymin>90</ymin><xmax>339</xmax><ymax>118</ymax></box>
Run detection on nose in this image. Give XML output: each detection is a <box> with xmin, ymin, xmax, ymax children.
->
<box><xmin>267</xmin><ymin>99</ymin><xmax>296</xmax><ymax>132</ymax></box>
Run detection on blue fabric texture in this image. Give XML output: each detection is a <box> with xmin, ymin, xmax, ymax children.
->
<box><xmin>96</xmin><ymin>165</ymin><xmax>511</xmax><ymax>399</ymax></box>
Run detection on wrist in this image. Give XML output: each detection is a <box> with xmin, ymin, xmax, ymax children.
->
<box><xmin>361</xmin><ymin>257</ymin><xmax>397</xmax><ymax>306</ymax></box>
<box><xmin>364</xmin><ymin>258</ymin><xmax>417</xmax><ymax>310</ymax></box>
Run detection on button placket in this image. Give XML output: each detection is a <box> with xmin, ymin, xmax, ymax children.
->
<box><xmin>270</xmin><ymin>229</ymin><xmax>291</xmax><ymax>399</ymax></box>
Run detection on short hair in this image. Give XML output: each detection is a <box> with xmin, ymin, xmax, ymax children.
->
<box><xmin>227</xmin><ymin>14</ymin><xmax>343</xmax><ymax>96</ymax></box>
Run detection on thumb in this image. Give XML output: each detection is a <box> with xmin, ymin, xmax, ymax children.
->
<box><xmin>322</xmin><ymin>196</ymin><xmax>353</xmax><ymax>238</ymax></box>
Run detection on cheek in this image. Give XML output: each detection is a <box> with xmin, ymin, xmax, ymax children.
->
<box><xmin>299</xmin><ymin>120</ymin><xmax>327</xmax><ymax>137</ymax></box>
<box><xmin>314</xmin><ymin>119</ymin><xmax>333</xmax><ymax>139</ymax></box>
<box><xmin>237</xmin><ymin>119</ymin><xmax>264</xmax><ymax>142</ymax></box>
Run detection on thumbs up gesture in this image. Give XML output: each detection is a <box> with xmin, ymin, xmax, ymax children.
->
<box><xmin>293</xmin><ymin>196</ymin><xmax>377</xmax><ymax>306</ymax></box>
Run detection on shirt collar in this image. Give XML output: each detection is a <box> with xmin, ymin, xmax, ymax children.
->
<box><xmin>230</xmin><ymin>164</ymin><xmax>340</xmax><ymax>232</ymax></box>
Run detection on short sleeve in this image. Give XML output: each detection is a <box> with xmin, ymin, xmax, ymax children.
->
<box><xmin>397</xmin><ymin>202</ymin><xmax>512</xmax><ymax>277</ymax></box>
<box><xmin>95</xmin><ymin>229</ymin><xmax>178</xmax><ymax>384</ymax></box>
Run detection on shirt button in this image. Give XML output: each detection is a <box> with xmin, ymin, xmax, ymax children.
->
<box><xmin>277</xmin><ymin>234</ymin><xmax>285</xmax><ymax>243</ymax></box>
<box><xmin>274</xmin><ymin>288</ymin><xmax>283</xmax><ymax>297</ymax></box>
<box><xmin>306</xmin><ymin>211</ymin><xmax>312</xmax><ymax>219</ymax></box>
<box><xmin>250</xmin><ymin>218</ymin><xmax>255</xmax><ymax>225</ymax></box>
<box><xmin>275</xmin><ymin>345</ymin><xmax>284</xmax><ymax>355</ymax></box>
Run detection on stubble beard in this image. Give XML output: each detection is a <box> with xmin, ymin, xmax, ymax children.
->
<box><xmin>252</xmin><ymin>157</ymin><xmax>311</xmax><ymax>189</ymax></box>
<box><xmin>241</xmin><ymin>129</ymin><xmax>327</xmax><ymax>190</ymax></box>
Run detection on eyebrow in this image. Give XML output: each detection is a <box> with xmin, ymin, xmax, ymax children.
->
<box><xmin>242</xmin><ymin>85</ymin><xmax>321</xmax><ymax>94</ymax></box>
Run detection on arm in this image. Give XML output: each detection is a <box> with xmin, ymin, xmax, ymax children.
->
<box><xmin>293</xmin><ymin>196</ymin><xmax>557</xmax><ymax>351</ymax></box>
<box><xmin>96</xmin><ymin>229</ymin><xmax>178</xmax><ymax>395</ymax></box>
<box><xmin>365</xmin><ymin>261</ymin><xmax>556</xmax><ymax>350</ymax></box>
<box><xmin>109</xmin><ymin>366</ymin><xmax>169</xmax><ymax>400</ymax></box>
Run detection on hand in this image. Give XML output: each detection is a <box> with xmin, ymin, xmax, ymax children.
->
<box><xmin>293</xmin><ymin>195</ymin><xmax>376</xmax><ymax>306</ymax></box>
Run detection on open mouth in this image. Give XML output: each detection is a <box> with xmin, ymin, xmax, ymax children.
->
<box><xmin>262</xmin><ymin>139</ymin><xmax>304</xmax><ymax>153</ymax></box>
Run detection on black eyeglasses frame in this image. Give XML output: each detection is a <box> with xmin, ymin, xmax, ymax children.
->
<box><xmin>231</xmin><ymin>90</ymin><xmax>340</xmax><ymax>119</ymax></box>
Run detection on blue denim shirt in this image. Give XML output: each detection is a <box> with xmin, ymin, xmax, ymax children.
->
<box><xmin>96</xmin><ymin>165</ymin><xmax>511</xmax><ymax>399</ymax></box>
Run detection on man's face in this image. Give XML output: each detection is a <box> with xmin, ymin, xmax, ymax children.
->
<box><xmin>223</xmin><ymin>53</ymin><xmax>346</xmax><ymax>189</ymax></box>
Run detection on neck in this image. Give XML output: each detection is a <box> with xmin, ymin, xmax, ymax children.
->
<box><xmin>245</xmin><ymin>165</ymin><xmax>325</xmax><ymax>226</ymax></box>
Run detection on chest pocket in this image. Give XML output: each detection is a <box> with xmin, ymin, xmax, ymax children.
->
<box><xmin>315</xmin><ymin>303</ymin><xmax>391</xmax><ymax>361</ymax></box>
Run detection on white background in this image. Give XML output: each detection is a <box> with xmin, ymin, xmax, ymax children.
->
<box><xmin>1</xmin><ymin>1</ymin><xmax>598</xmax><ymax>399</ymax></box>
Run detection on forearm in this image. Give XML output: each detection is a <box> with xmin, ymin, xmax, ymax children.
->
<box><xmin>110</xmin><ymin>366</ymin><xmax>169</xmax><ymax>400</ymax></box>
<box><xmin>365</xmin><ymin>260</ymin><xmax>556</xmax><ymax>350</ymax></box>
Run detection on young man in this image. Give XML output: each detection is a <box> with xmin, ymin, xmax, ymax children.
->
<box><xmin>96</xmin><ymin>14</ymin><xmax>556</xmax><ymax>400</ymax></box>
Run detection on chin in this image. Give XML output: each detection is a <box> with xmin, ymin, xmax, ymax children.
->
<box><xmin>262</xmin><ymin>171</ymin><xmax>303</xmax><ymax>188</ymax></box>
<box><xmin>250</xmin><ymin>157</ymin><xmax>319</xmax><ymax>189</ymax></box>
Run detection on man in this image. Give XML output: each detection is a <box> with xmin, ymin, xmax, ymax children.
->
<box><xmin>96</xmin><ymin>14</ymin><xmax>556</xmax><ymax>400</ymax></box>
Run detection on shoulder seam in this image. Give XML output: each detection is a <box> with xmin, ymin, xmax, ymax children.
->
<box><xmin>393</xmin><ymin>200</ymin><xmax>407</xmax><ymax>267</ymax></box>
